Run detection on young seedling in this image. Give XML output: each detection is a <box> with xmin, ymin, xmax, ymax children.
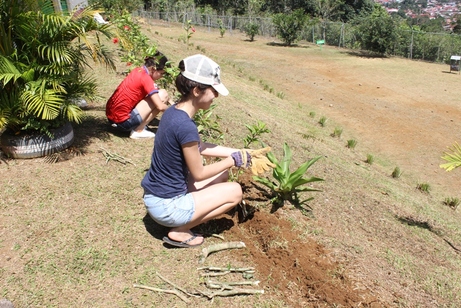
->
<box><xmin>243</xmin><ymin>121</ymin><xmax>271</xmax><ymax>148</ymax></box>
<box><xmin>318</xmin><ymin>116</ymin><xmax>327</xmax><ymax>127</ymax></box>
<box><xmin>416</xmin><ymin>182</ymin><xmax>431</xmax><ymax>193</ymax></box>
<box><xmin>391</xmin><ymin>166</ymin><xmax>402</xmax><ymax>178</ymax></box>
<box><xmin>217</xmin><ymin>19</ymin><xmax>226</xmax><ymax>38</ymax></box>
<box><xmin>365</xmin><ymin>154</ymin><xmax>374</xmax><ymax>165</ymax></box>
<box><xmin>309</xmin><ymin>111</ymin><xmax>316</xmax><ymax>118</ymax></box>
<box><xmin>193</xmin><ymin>104</ymin><xmax>223</xmax><ymax>143</ymax></box>
<box><xmin>346</xmin><ymin>139</ymin><xmax>357</xmax><ymax>149</ymax></box>
<box><xmin>253</xmin><ymin>143</ymin><xmax>324</xmax><ymax>213</ymax></box>
<box><xmin>443</xmin><ymin>197</ymin><xmax>460</xmax><ymax>210</ymax></box>
<box><xmin>331</xmin><ymin>127</ymin><xmax>343</xmax><ymax>138</ymax></box>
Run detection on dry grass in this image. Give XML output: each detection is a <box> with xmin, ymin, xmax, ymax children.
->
<box><xmin>1</xmin><ymin>19</ymin><xmax>461</xmax><ymax>307</ymax></box>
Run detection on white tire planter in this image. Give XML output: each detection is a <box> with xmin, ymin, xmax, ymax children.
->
<box><xmin>0</xmin><ymin>122</ymin><xmax>74</xmax><ymax>159</ymax></box>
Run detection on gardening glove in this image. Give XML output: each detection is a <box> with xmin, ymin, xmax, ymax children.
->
<box><xmin>231</xmin><ymin>150</ymin><xmax>252</xmax><ymax>168</ymax></box>
<box><xmin>248</xmin><ymin>147</ymin><xmax>276</xmax><ymax>175</ymax></box>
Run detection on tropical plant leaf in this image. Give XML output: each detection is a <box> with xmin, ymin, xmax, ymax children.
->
<box><xmin>285</xmin><ymin>156</ymin><xmax>322</xmax><ymax>191</ymax></box>
<box><xmin>291</xmin><ymin>176</ymin><xmax>324</xmax><ymax>190</ymax></box>
<box><xmin>280</xmin><ymin>142</ymin><xmax>292</xmax><ymax>177</ymax></box>
<box><xmin>440</xmin><ymin>142</ymin><xmax>461</xmax><ymax>172</ymax></box>
<box><xmin>21</xmin><ymin>82</ymin><xmax>62</xmax><ymax>120</ymax></box>
<box><xmin>253</xmin><ymin>142</ymin><xmax>324</xmax><ymax>210</ymax></box>
<box><xmin>253</xmin><ymin>176</ymin><xmax>277</xmax><ymax>191</ymax></box>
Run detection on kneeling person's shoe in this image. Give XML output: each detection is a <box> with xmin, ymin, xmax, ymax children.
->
<box><xmin>130</xmin><ymin>128</ymin><xmax>155</xmax><ymax>139</ymax></box>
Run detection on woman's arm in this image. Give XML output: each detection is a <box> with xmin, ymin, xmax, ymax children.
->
<box><xmin>146</xmin><ymin>91</ymin><xmax>168</xmax><ymax>112</ymax></box>
<box><xmin>184</xmin><ymin>142</ymin><xmax>235</xmax><ymax>181</ymax></box>
<box><xmin>199</xmin><ymin>141</ymin><xmax>239</xmax><ymax>158</ymax></box>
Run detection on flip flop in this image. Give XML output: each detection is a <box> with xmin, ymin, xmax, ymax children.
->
<box><xmin>162</xmin><ymin>234</ymin><xmax>204</xmax><ymax>248</ymax></box>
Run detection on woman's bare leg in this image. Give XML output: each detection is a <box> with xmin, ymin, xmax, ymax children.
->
<box><xmin>167</xmin><ymin>171</ymin><xmax>242</xmax><ymax>245</ymax></box>
<box><xmin>134</xmin><ymin>89</ymin><xmax>169</xmax><ymax>132</ymax></box>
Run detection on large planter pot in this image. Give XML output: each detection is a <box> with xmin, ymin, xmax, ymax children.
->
<box><xmin>0</xmin><ymin>122</ymin><xmax>74</xmax><ymax>159</ymax></box>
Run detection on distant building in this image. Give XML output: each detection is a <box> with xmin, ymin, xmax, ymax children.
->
<box><xmin>40</xmin><ymin>0</ymin><xmax>88</xmax><ymax>13</ymax></box>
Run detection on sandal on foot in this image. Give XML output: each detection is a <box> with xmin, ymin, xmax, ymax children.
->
<box><xmin>162</xmin><ymin>234</ymin><xmax>203</xmax><ymax>248</ymax></box>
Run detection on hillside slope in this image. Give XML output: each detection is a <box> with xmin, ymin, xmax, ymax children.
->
<box><xmin>1</xmin><ymin>18</ymin><xmax>461</xmax><ymax>308</ymax></box>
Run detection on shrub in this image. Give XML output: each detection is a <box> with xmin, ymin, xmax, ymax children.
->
<box><xmin>272</xmin><ymin>9</ymin><xmax>308</xmax><ymax>46</ymax></box>
<box><xmin>243</xmin><ymin>22</ymin><xmax>260</xmax><ymax>41</ymax></box>
<box><xmin>0</xmin><ymin>4</ymin><xmax>115</xmax><ymax>137</ymax></box>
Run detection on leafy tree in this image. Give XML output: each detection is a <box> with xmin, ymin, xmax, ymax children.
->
<box><xmin>272</xmin><ymin>9</ymin><xmax>308</xmax><ymax>46</ymax></box>
<box><xmin>88</xmin><ymin>0</ymin><xmax>144</xmax><ymax>15</ymax></box>
<box><xmin>338</xmin><ymin>0</ymin><xmax>374</xmax><ymax>22</ymax></box>
<box><xmin>315</xmin><ymin>0</ymin><xmax>344</xmax><ymax>22</ymax></box>
<box><xmin>353</xmin><ymin>4</ymin><xmax>397</xmax><ymax>54</ymax></box>
<box><xmin>260</xmin><ymin>0</ymin><xmax>316</xmax><ymax>15</ymax></box>
<box><xmin>419</xmin><ymin>17</ymin><xmax>445</xmax><ymax>33</ymax></box>
<box><xmin>243</xmin><ymin>22</ymin><xmax>260</xmax><ymax>41</ymax></box>
<box><xmin>452</xmin><ymin>15</ymin><xmax>461</xmax><ymax>34</ymax></box>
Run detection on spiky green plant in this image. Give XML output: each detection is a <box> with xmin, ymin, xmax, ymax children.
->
<box><xmin>417</xmin><ymin>182</ymin><xmax>431</xmax><ymax>193</ymax></box>
<box><xmin>253</xmin><ymin>143</ymin><xmax>324</xmax><ymax>212</ymax></box>
<box><xmin>443</xmin><ymin>197</ymin><xmax>460</xmax><ymax>210</ymax></box>
<box><xmin>331</xmin><ymin>127</ymin><xmax>343</xmax><ymax>138</ymax></box>
<box><xmin>318</xmin><ymin>116</ymin><xmax>327</xmax><ymax>127</ymax></box>
<box><xmin>346</xmin><ymin>139</ymin><xmax>357</xmax><ymax>149</ymax></box>
<box><xmin>365</xmin><ymin>154</ymin><xmax>374</xmax><ymax>165</ymax></box>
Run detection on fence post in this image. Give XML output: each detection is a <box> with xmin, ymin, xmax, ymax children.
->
<box><xmin>410</xmin><ymin>29</ymin><xmax>414</xmax><ymax>59</ymax></box>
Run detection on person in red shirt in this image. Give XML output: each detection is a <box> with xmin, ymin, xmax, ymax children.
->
<box><xmin>106</xmin><ymin>51</ymin><xmax>170</xmax><ymax>139</ymax></box>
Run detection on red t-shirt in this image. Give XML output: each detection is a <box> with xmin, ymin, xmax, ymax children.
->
<box><xmin>106</xmin><ymin>66</ymin><xmax>159</xmax><ymax>123</ymax></box>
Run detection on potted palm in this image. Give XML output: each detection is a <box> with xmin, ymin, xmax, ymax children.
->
<box><xmin>0</xmin><ymin>1</ymin><xmax>115</xmax><ymax>158</ymax></box>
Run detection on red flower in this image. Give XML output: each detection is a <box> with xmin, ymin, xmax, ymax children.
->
<box><xmin>112</xmin><ymin>37</ymin><xmax>119</xmax><ymax>44</ymax></box>
<box><xmin>191</xmin><ymin>27</ymin><xmax>196</xmax><ymax>33</ymax></box>
<box><xmin>124</xmin><ymin>25</ymin><xmax>130</xmax><ymax>31</ymax></box>
<box><xmin>127</xmin><ymin>62</ymin><xmax>132</xmax><ymax>66</ymax></box>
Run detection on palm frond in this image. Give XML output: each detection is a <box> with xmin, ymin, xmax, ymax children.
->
<box><xmin>21</xmin><ymin>81</ymin><xmax>63</xmax><ymax>120</ymax></box>
<box><xmin>0</xmin><ymin>55</ymin><xmax>22</xmax><ymax>83</ymax></box>
<box><xmin>440</xmin><ymin>142</ymin><xmax>461</xmax><ymax>172</ymax></box>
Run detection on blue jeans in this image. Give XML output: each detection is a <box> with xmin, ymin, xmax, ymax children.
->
<box><xmin>144</xmin><ymin>193</ymin><xmax>195</xmax><ymax>227</ymax></box>
<box><xmin>109</xmin><ymin>109</ymin><xmax>142</xmax><ymax>132</ymax></box>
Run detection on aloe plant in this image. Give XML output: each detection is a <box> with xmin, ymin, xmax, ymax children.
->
<box><xmin>253</xmin><ymin>143</ymin><xmax>324</xmax><ymax>212</ymax></box>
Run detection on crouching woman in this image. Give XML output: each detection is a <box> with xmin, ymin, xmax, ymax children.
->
<box><xmin>141</xmin><ymin>54</ymin><xmax>250</xmax><ymax>248</ymax></box>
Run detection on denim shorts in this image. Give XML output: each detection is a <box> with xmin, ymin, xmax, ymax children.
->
<box><xmin>143</xmin><ymin>193</ymin><xmax>195</xmax><ymax>228</ymax></box>
<box><xmin>110</xmin><ymin>108</ymin><xmax>142</xmax><ymax>132</ymax></box>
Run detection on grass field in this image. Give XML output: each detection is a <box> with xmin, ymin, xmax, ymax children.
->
<box><xmin>1</xmin><ymin>18</ymin><xmax>461</xmax><ymax>307</ymax></box>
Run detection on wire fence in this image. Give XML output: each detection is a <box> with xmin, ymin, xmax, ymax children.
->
<box><xmin>135</xmin><ymin>9</ymin><xmax>461</xmax><ymax>64</ymax></box>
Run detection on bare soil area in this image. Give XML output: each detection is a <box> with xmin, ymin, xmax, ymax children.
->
<box><xmin>1</xmin><ymin>20</ymin><xmax>461</xmax><ymax>308</ymax></box>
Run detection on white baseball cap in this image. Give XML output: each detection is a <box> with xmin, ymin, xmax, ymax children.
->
<box><xmin>181</xmin><ymin>54</ymin><xmax>229</xmax><ymax>96</ymax></box>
